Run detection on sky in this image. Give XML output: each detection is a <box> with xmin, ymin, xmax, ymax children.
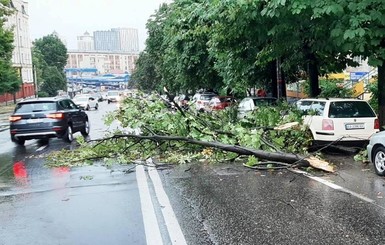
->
<box><xmin>27</xmin><ymin>0</ymin><xmax>170</xmax><ymax>51</ymax></box>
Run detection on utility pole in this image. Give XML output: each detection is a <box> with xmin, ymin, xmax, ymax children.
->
<box><xmin>33</xmin><ymin>65</ymin><xmax>38</xmax><ymax>98</ymax></box>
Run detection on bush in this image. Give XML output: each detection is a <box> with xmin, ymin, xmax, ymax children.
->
<box><xmin>302</xmin><ymin>79</ymin><xmax>352</xmax><ymax>98</ymax></box>
<box><xmin>37</xmin><ymin>91</ymin><xmax>49</xmax><ymax>97</ymax></box>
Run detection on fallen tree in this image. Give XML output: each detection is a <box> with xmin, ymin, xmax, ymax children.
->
<box><xmin>46</xmin><ymin>92</ymin><xmax>334</xmax><ymax>172</ymax></box>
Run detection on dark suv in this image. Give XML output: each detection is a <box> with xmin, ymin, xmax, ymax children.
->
<box><xmin>9</xmin><ymin>97</ymin><xmax>90</xmax><ymax>145</ymax></box>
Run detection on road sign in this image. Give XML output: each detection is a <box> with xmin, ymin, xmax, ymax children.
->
<box><xmin>350</xmin><ymin>72</ymin><xmax>368</xmax><ymax>81</ymax></box>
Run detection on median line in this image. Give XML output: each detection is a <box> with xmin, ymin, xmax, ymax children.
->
<box><xmin>136</xmin><ymin>165</ymin><xmax>163</xmax><ymax>245</ymax></box>
<box><xmin>148</xmin><ymin>166</ymin><xmax>187</xmax><ymax>245</ymax></box>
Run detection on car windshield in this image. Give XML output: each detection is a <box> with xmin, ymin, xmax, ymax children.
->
<box><xmin>108</xmin><ymin>91</ymin><xmax>119</xmax><ymax>96</ymax></box>
<box><xmin>253</xmin><ymin>98</ymin><xmax>277</xmax><ymax>106</ymax></box>
<box><xmin>329</xmin><ymin>101</ymin><xmax>376</xmax><ymax>118</ymax></box>
<box><xmin>74</xmin><ymin>97</ymin><xmax>89</xmax><ymax>102</ymax></box>
<box><xmin>200</xmin><ymin>94</ymin><xmax>216</xmax><ymax>101</ymax></box>
<box><xmin>15</xmin><ymin>102</ymin><xmax>56</xmax><ymax>113</ymax></box>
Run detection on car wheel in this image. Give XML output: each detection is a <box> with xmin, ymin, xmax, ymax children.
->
<box><xmin>373</xmin><ymin>146</ymin><xmax>385</xmax><ymax>176</ymax></box>
<box><xmin>63</xmin><ymin>125</ymin><xmax>74</xmax><ymax>143</ymax></box>
<box><xmin>11</xmin><ymin>136</ymin><xmax>25</xmax><ymax>146</ymax></box>
<box><xmin>95</xmin><ymin>103</ymin><xmax>98</xmax><ymax>110</ymax></box>
<box><xmin>81</xmin><ymin>120</ymin><xmax>90</xmax><ymax>136</ymax></box>
<box><xmin>86</xmin><ymin>105</ymin><xmax>90</xmax><ymax>111</ymax></box>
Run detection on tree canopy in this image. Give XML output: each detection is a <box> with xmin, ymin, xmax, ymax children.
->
<box><xmin>32</xmin><ymin>34</ymin><xmax>68</xmax><ymax>96</ymax></box>
<box><xmin>133</xmin><ymin>0</ymin><xmax>385</xmax><ymax>126</ymax></box>
<box><xmin>0</xmin><ymin>0</ymin><xmax>22</xmax><ymax>96</ymax></box>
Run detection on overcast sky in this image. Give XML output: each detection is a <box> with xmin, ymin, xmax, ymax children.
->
<box><xmin>27</xmin><ymin>0</ymin><xmax>169</xmax><ymax>51</ymax></box>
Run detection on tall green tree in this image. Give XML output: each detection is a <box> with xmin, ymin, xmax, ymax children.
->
<box><xmin>32</xmin><ymin>34</ymin><xmax>68</xmax><ymax>96</ymax></box>
<box><xmin>0</xmin><ymin>0</ymin><xmax>21</xmax><ymax>97</ymax></box>
<box><xmin>40</xmin><ymin>66</ymin><xmax>66</xmax><ymax>97</ymax></box>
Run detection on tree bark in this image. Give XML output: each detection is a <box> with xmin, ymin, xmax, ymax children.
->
<box><xmin>307</xmin><ymin>53</ymin><xmax>320</xmax><ymax>97</ymax></box>
<box><xmin>378</xmin><ymin>61</ymin><xmax>385</xmax><ymax>130</ymax></box>
<box><xmin>270</xmin><ymin>60</ymin><xmax>278</xmax><ymax>98</ymax></box>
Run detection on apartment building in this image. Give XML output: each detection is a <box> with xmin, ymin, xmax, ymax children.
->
<box><xmin>66</xmin><ymin>50</ymin><xmax>139</xmax><ymax>74</ymax></box>
<box><xmin>77</xmin><ymin>31</ymin><xmax>94</xmax><ymax>51</ymax></box>
<box><xmin>4</xmin><ymin>0</ymin><xmax>34</xmax><ymax>84</ymax></box>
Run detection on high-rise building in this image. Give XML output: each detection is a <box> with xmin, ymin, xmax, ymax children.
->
<box><xmin>112</xmin><ymin>28</ymin><xmax>139</xmax><ymax>52</ymax></box>
<box><xmin>52</xmin><ymin>31</ymin><xmax>67</xmax><ymax>47</ymax></box>
<box><xmin>77</xmin><ymin>31</ymin><xmax>94</xmax><ymax>51</ymax></box>
<box><xmin>93</xmin><ymin>30</ymin><xmax>120</xmax><ymax>51</ymax></box>
<box><xmin>4</xmin><ymin>0</ymin><xmax>34</xmax><ymax>84</ymax></box>
<box><xmin>93</xmin><ymin>28</ymin><xmax>139</xmax><ymax>53</ymax></box>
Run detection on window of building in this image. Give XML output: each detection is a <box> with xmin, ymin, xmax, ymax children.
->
<box><xmin>353</xmin><ymin>56</ymin><xmax>363</xmax><ymax>66</ymax></box>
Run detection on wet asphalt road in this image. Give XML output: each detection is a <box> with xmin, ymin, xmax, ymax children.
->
<box><xmin>1</xmin><ymin>102</ymin><xmax>385</xmax><ymax>244</ymax></box>
<box><xmin>0</xmin><ymin>102</ymin><xmax>147</xmax><ymax>245</ymax></box>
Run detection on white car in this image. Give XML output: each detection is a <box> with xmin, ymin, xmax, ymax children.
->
<box><xmin>237</xmin><ymin>97</ymin><xmax>277</xmax><ymax>118</ymax></box>
<box><xmin>191</xmin><ymin>92</ymin><xmax>217</xmax><ymax>111</ymax></box>
<box><xmin>72</xmin><ymin>95</ymin><xmax>98</xmax><ymax>110</ymax></box>
<box><xmin>367</xmin><ymin>131</ymin><xmax>385</xmax><ymax>176</ymax></box>
<box><xmin>107</xmin><ymin>91</ymin><xmax>121</xmax><ymax>104</ymax></box>
<box><xmin>296</xmin><ymin>98</ymin><xmax>379</xmax><ymax>146</ymax></box>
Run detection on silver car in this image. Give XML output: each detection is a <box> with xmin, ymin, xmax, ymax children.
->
<box><xmin>367</xmin><ymin>131</ymin><xmax>385</xmax><ymax>176</ymax></box>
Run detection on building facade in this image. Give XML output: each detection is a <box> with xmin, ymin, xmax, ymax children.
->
<box><xmin>77</xmin><ymin>31</ymin><xmax>94</xmax><ymax>51</ymax></box>
<box><xmin>93</xmin><ymin>30</ymin><xmax>120</xmax><ymax>51</ymax></box>
<box><xmin>93</xmin><ymin>28</ymin><xmax>139</xmax><ymax>53</ymax></box>
<box><xmin>112</xmin><ymin>28</ymin><xmax>139</xmax><ymax>52</ymax></box>
<box><xmin>66</xmin><ymin>50</ymin><xmax>139</xmax><ymax>74</ymax></box>
<box><xmin>4</xmin><ymin>0</ymin><xmax>34</xmax><ymax>84</ymax></box>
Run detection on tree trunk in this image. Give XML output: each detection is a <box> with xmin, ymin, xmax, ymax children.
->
<box><xmin>110</xmin><ymin>134</ymin><xmax>311</xmax><ymax>167</ymax></box>
<box><xmin>378</xmin><ymin>61</ymin><xmax>385</xmax><ymax>130</ymax></box>
<box><xmin>271</xmin><ymin>61</ymin><xmax>278</xmax><ymax>98</ymax></box>
<box><xmin>308</xmin><ymin>53</ymin><xmax>320</xmax><ymax>97</ymax></box>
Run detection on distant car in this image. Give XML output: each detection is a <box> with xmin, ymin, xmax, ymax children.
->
<box><xmin>367</xmin><ymin>131</ymin><xmax>385</xmax><ymax>176</ymax></box>
<box><xmin>9</xmin><ymin>97</ymin><xmax>90</xmax><ymax>145</ymax></box>
<box><xmin>206</xmin><ymin>96</ymin><xmax>236</xmax><ymax>112</ymax></box>
<box><xmin>296</xmin><ymin>98</ymin><xmax>379</xmax><ymax>146</ymax></box>
<box><xmin>237</xmin><ymin>97</ymin><xmax>278</xmax><ymax>118</ymax></box>
<box><xmin>192</xmin><ymin>92</ymin><xmax>217</xmax><ymax>111</ymax></box>
<box><xmin>107</xmin><ymin>91</ymin><xmax>120</xmax><ymax>103</ymax></box>
<box><xmin>72</xmin><ymin>95</ymin><xmax>98</xmax><ymax>110</ymax></box>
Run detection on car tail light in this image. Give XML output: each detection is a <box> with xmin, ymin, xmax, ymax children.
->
<box><xmin>47</xmin><ymin>113</ymin><xmax>64</xmax><ymax>119</ymax></box>
<box><xmin>322</xmin><ymin>119</ymin><xmax>334</xmax><ymax>130</ymax></box>
<box><xmin>197</xmin><ymin>101</ymin><xmax>202</xmax><ymax>104</ymax></box>
<box><xmin>9</xmin><ymin>116</ymin><xmax>22</xmax><ymax>122</ymax></box>
<box><xmin>374</xmin><ymin>118</ymin><xmax>380</xmax><ymax>129</ymax></box>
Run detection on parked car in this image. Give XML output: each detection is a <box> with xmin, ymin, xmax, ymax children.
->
<box><xmin>367</xmin><ymin>131</ymin><xmax>385</xmax><ymax>176</ymax></box>
<box><xmin>192</xmin><ymin>92</ymin><xmax>217</xmax><ymax>111</ymax></box>
<box><xmin>72</xmin><ymin>95</ymin><xmax>98</xmax><ymax>110</ymax></box>
<box><xmin>296</xmin><ymin>98</ymin><xmax>379</xmax><ymax>146</ymax></box>
<box><xmin>237</xmin><ymin>97</ymin><xmax>278</xmax><ymax>118</ymax></box>
<box><xmin>107</xmin><ymin>90</ymin><xmax>120</xmax><ymax>103</ymax></box>
<box><xmin>206</xmin><ymin>96</ymin><xmax>236</xmax><ymax>112</ymax></box>
<box><xmin>9</xmin><ymin>97</ymin><xmax>90</xmax><ymax>145</ymax></box>
<box><xmin>173</xmin><ymin>94</ymin><xmax>191</xmax><ymax>110</ymax></box>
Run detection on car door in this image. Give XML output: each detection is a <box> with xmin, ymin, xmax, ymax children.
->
<box><xmin>59</xmin><ymin>99</ymin><xmax>84</xmax><ymax>131</ymax></box>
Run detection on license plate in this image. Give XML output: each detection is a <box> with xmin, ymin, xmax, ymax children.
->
<box><xmin>27</xmin><ymin>119</ymin><xmax>43</xmax><ymax>123</ymax></box>
<box><xmin>345</xmin><ymin>123</ymin><xmax>364</xmax><ymax>130</ymax></box>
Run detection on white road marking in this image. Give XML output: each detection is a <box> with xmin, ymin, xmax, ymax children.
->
<box><xmin>148</xmin><ymin>167</ymin><xmax>187</xmax><ymax>245</ymax></box>
<box><xmin>291</xmin><ymin>169</ymin><xmax>375</xmax><ymax>204</ymax></box>
<box><xmin>36</xmin><ymin>145</ymin><xmax>48</xmax><ymax>152</ymax></box>
<box><xmin>136</xmin><ymin>165</ymin><xmax>163</xmax><ymax>245</ymax></box>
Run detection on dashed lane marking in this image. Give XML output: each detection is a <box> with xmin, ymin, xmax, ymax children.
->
<box><xmin>36</xmin><ymin>145</ymin><xmax>48</xmax><ymax>152</ymax></box>
<box><xmin>291</xmin><ymin>169</ymin><xmax>375</xmax><ymax>204</ymax></box>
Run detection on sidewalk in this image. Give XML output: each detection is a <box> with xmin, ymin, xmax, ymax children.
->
<box><xmin>0</xmin><ymin>104</ymin><xmax>15</xmax><ymax>132</ymax></box>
